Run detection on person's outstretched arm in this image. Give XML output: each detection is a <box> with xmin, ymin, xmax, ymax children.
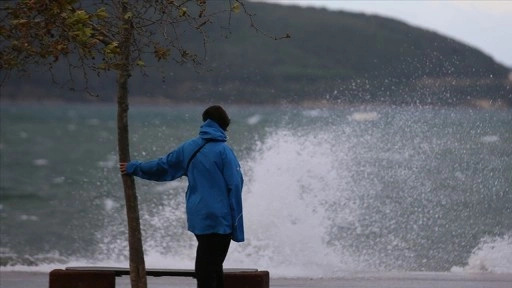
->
<box><xmin>119</xmin><ymin>149</ymin><xmax>185</xmax><ymax>182</ymax></box>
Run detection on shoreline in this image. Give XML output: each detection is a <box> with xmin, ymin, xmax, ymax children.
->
<box><xmin>1</xmin><ymin>97</ymin><xmax>510</xmax><ymax>110</ymax></box>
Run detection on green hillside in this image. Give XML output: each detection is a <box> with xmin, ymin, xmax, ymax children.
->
<box><xmin>1</xmin><ymin>1</ymin><xmax>510</xmax><ymax>106</ymax></box>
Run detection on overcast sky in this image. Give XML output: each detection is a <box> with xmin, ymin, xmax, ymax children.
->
<box><xmin>255</xmin><ymin>0</ymin><xmax>512</xmax><ymax>68</ymax></box>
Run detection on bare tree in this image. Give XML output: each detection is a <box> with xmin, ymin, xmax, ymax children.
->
<box><xmin>0</xmin><ymin>1</ymin><xmax>288</xmax><ymax>287</ymax></box>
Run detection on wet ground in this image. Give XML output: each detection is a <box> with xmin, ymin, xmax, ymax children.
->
<box><xmin>1</xmin><ymin>270</ymin><xmax>512</xmax><ymax>288</ymax></box>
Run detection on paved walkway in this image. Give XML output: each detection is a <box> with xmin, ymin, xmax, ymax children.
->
<box><xmin>1</xmin><ymin>271</ymin><xmax>512</xmax><ymax>288</ymax></box>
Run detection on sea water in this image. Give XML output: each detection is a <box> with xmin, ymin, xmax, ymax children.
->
<box><xmin>0</xmin><ymin>103</ymin><xmax>511</xmax><ymax>278</ymax></box>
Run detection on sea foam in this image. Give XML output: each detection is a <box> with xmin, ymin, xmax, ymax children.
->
<box><xmin>452</xmin><ymin>234</ymin><xmax>512</xmax><ymax>274</ymax></box>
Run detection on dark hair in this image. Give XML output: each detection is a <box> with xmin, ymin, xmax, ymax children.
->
<box><xmin>202</xmin><ymin>105</ymin><xmax>230</xmax><ymax>131</ymax></box>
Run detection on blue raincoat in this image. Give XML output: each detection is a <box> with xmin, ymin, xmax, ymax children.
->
<box><xmin>125</xmin><ymin>120</ymin><xmax>244</xmax><ymax>242</ymax></box>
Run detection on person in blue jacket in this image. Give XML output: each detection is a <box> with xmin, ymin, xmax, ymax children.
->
<box><xmin>119</xmin><ymin>105</ymin><xmax>244</xmax><ymax>288</ymax></box>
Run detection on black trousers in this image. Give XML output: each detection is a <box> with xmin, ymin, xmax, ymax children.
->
<box><xmin>195</xmin><ymin>233</ymin><xmax>231</xmax><ymax>288</ymax></box>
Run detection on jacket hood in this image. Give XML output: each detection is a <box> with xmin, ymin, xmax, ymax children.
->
<box><xmin>199</xmin><ymin>119</ymin><xmax>227</xmax><ymax>141</ymax></box>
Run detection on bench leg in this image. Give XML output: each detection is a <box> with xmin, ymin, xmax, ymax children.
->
<box><xmin>49</xmin><ymin>269</ymin><xmax>116</xmax><ymax>288</ymax></box>
<box><xmin>224</xmin><ymin>271</ymin><xmax>269</xmax><ymax>288</ymax></box>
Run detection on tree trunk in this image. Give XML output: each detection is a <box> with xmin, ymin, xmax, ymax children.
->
<box><xmin>116</xmin><ymin>1</ymin><xmax>147</xmax><ymax>288</ymax></box>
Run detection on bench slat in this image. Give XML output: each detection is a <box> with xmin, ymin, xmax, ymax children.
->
<box><xmin>65</xmin><ymin>266</ymin><xmax>258</xmax><ymax>277</ymax></box>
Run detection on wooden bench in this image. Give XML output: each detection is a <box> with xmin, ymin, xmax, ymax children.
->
<box><xmin>49</xmin><ymin>266</ymin><xmax>269</xmax><ymax>288</ymax></box>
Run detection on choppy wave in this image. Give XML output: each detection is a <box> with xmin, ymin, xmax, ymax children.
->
<box><xmin>452</xmin><ymin>234</ymin><xmax>512</xmax><ymax>273</ymax></box>
<box><xmin>1</xmin><ymin>105</ymin><xmax>511</xmax><ymax>278</ymax></box>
